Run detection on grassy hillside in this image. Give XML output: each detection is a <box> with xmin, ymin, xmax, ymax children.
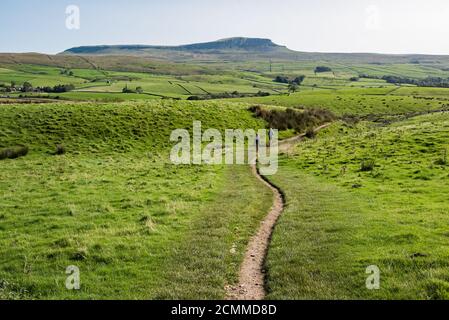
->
<box><xmin>0</xmin><ymin>100</ymin><xmax>267</xmax><ymax>154</ymax></box>
<box><xmin>0</xmin><ymin>100</ymin><xmax>275</xmax><ymax>299</ymax></box>
<box><xmin>265</xmin><ymin>112</ymin><xmax>449</xmax><ymax>299</ymax></box>
<box><xmin>0</xmin><ymin>53</ymin><xmax>215</xmax><ymax>76</ymax></box>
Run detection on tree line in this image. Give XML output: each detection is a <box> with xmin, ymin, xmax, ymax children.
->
<box><xmin>359</xmin><ymin>74</ymin><xmax>449</xmax><ymax>88</ymax></box>
<box><xmin>0</xmin><ymin>81</ymin><xmax>75</xmax><ymax>93</ymax></box>
<box><xmin>273</xmin><ymin>75</ymin><xmax>306</xmax><ymax>94</ymax></box>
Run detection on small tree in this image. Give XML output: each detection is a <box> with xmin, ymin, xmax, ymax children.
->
<box><xmin>315</xmin><ymin>66</ymin><xmax>332</xmax><ymax>73</ymax></box>
<box><xmin>122</xmin><ymin>85</ymin><xmax>135</xmax><ymax>93</ymax></box>
<box><xmin>288</xmin><ymin>83</ymin><xmax>299</xmax><ymax>94</ymax></box>
<box><xmin>22</xmin><ymin>82</ymin><xmax>33</xmax><ymax>92</ymax></box>
<box><xmin>274</xmin><ymin>76</ymin><xmax>289</xmax><ymax>84</ymax></box>
<box><xmin>292</xmin><ymin>75</ymin><xmax>306</xmax><ymax>85</ymax></box>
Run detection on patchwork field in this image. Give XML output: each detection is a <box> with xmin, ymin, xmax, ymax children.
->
<box><xmin>0</xmin><ymin>63</ymin><xmax>288</xmax><ymax>101</ymax></box>
<box><xmin>2</xmin><ymin>58</ymin><xmax>449</xmax><ymax>104</ymax></box>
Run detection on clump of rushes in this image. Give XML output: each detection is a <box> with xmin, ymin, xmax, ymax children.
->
<box><xmin>0</xmin><ymin>145</ymin><xmax>28</xmax><ymax>160</ymax></box>
<box><xmin>360</xmin><ymin>159</ymin><xmax>375</xmax><ymax>172</ymax></box>
<box><xmin>55</xmin><ymin>144</ymin><xmax>66</xmax><ymax>155</ymax></box>
<box><xmin>435</xmin><ymin>149</ymin><xmax>447</xmax><ymax>165</ymax></box>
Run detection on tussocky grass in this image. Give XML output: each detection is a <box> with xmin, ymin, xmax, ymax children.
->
<box><xmin>265</xmin><ymin>112</ymin><xmax>449</xmax><ymax>299</ymax></box>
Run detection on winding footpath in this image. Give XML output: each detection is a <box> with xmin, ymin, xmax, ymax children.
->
<box><xmin>225</xmin><ymin>123</ymin><xmax>331</xmax><ymax>300</ymax></box>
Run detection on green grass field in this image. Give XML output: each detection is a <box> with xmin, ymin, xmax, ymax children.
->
<box><xmin>2</xmin><ymin>61</ymin><xmax>449</xmax><ymax>111</ymax></box>
<box><xmin>0</xmin><ymin>101</ymin><xmax>273</xmax><ymax>299</ymax></box>
<box><xmin>265</xmin><ymin>113</ymin><xmax>449</xmax><ymax>299</ymax></box>
<box><xmin>228</xmin><ymin>86</ymin><xmax>449</xmax><ymax>116</ymax></box>
<box><xmin>2</xmin><ymin>55</ymin><xmax>449</xmax><ymax>300</ymax></box>
<box><xmin>0</xmin><ymin>63</ymin><xmax>288</xmax><ymax>101</ymax></box>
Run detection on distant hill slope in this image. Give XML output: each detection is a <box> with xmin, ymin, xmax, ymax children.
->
<box><xmin>65</xmin><ymin>37</ymin><xmax>284</xmax><ymax>54</ymax></box>
<box><xmin>1</xmin><ymin>38</ymin><xmax>449</xmax><ymax>77</ymax></box>
<box><xmin>61</xmin><ymin>37</ymin><xmax>449</xmax><ymax>64</ymax></box>
<box><xmin>0</xmin><ymin>53</ymin><xmax>217</xmax><ymax>75</ymax></box>
<box><xmin>61</xmin><ymin>37</ymin><xmax>296</xmax><ymax>61</ymax></box>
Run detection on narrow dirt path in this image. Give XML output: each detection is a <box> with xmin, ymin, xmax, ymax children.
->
<box><xmin>225</xmin><ymin>123</ymin><xmax>331</xmax><ymax>300</ymax></box>
<box><xmin>225</xmin><ymin>163</ymin><xmax>284</xmax><ymax>300</ymax></box>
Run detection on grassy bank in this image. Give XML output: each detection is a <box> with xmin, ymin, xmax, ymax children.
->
<box><xmin>0</xmin><ymin>100</ymin><xmax>273</xmax><ymax>299</ymax></box>
<box><xmin>265</xmin><ymin>113</ymin><xmax>449</xmax><ymax>299</ymax></box>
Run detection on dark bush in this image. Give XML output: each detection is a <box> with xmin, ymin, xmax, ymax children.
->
<box><xmin>17</xmin><ymin>146</ymin><xmax>29</xmax><ymax>157</ymax></box>
<box><xmin>122</xmin><ymin>86</ymin><xmax>136</xmax><ymax>94</ymax></box>
<box><xmin>256</xmin><ymin>91</ymin><xmax>271</xmax><ymax>97</ymax></box>
<box><xmin>0</xmin><ymin>146</ymin><xmax>29</xmax><ymax>160</ymax></box>
<box><xmin>305</xmin><ymin>128</ymin><xmax>316</xmax><ymax>139</ymax></box>
<box><xmin>249</xmin><ymin>105</ymin><xmax>335</xmax><ymax>133</ymax></box>
<box><xmin>315</xmin><ymin>66</ymin><xmax>332</xmax><ymax>73</ymax></box>
<box><xmin>292</xmin><ymin>75</ymin><xmax>306</xmax><ymax>85</ymax></box>
<box><xmin>274</xmin><ymin>75</ymin><xmax>305</xmax><ymax>85</ymax></box>
<box><xmin>21</xmin><ymin>82</ymin><xmax>33</xmax><ymax>92</ymax></box>
<box><xmin>187</xmin><ymin>91</ymin><xmax>270</xmax><ymax>101</ymax></box>
<box><xmin>274</xmin><ymin>76</ymin><xmax>289</xmax><ymax>84</ymax></box>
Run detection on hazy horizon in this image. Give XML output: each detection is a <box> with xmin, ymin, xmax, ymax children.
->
<box><xmin>1</xmin><ymin>0</ymin><xmax>449</xmax><ymax>55</ymax></box>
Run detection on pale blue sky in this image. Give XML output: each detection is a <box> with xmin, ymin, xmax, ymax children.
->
<box><xmin>1</xmin><ymin>0</ymin><xmax>449</xmax><ymax>55</ymax></box>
